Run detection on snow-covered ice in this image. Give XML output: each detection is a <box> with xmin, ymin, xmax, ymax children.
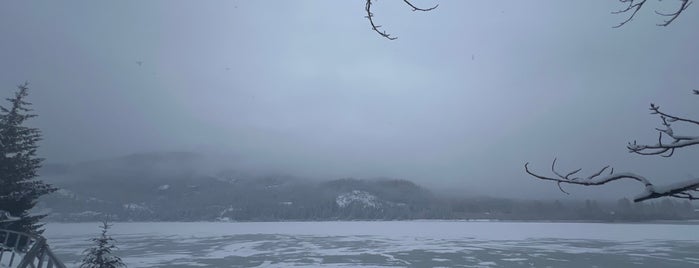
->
<box><xmin>43</xmin><ymin>221</ymin><xmax>699</xmax><ymax>267</ymax></box>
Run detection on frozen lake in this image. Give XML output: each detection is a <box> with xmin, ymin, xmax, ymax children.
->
<box><xmin>44</xmin><ymin>221</ymin><xmax>699</xmax><ymax>267</ymax></box>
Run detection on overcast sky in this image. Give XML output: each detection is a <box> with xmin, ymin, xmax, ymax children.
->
<box><xmin>1</xmin><ymin>1</ymin><xmax>697</xmax><ymax>199</ymax></box>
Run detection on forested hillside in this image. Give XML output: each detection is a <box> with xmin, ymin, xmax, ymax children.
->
<box><xmin>39</xmin><ymin>153</ymin><xmax>699</xmax><ymax>222</ymax></box>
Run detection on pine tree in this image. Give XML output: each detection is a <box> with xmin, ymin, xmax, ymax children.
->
<box><xmin>0</xmin><ymin>82</ymin><xmax>56</xmax><ymax>235</ymax></box>
<box><xmin>80</xmin><ymin>220</ymin><xmax>126</xmax><ymax>268</ymax></box>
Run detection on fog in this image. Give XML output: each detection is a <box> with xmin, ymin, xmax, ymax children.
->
<box><xmin>1</xmin><ymin>0</ymin><xmax>698</xmax><ymax>200</ymax></box>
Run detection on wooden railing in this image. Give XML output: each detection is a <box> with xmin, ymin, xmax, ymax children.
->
<box><xmin>0</xmin><ymin>229</ymin><xmax>65</xmax><ymax>268</ymax></box>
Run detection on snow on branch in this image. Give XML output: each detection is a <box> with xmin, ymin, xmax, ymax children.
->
<box><xmin>627</xmin><ymin>93</ymin><xmax>699</xmax><ymax>157</ymax></box>
<box><xmin>365</xmin><ymin>0</ymin><xmax>438</xmax><ymax>40</ymax></box>
<box><xmin>612</xmin><ymin>0</ymin><xmax>691</xmax><ymax>28</ymax></box>
<box><xmin>525</xmin><ymin>159</ymin><xmax>699</xmax><ymax>202</ymax></box>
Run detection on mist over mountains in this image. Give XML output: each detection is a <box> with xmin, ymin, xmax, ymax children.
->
<box><xmin>39</xmin><ymin>152</ymin><xmax>699</xmax><ymax>222</ymax></box>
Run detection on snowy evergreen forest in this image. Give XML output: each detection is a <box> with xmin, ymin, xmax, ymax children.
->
<box><xmin>38</xmin><ymin>153</ymin><xmax>699</xmax><ymax>222</ymax></box>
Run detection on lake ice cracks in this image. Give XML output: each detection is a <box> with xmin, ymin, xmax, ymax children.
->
<box><xmin>44</xmin><ymin>221</ymin><xmax>699</xmax><ymax>267</ymax></box>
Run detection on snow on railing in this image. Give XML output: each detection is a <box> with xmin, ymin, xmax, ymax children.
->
<box><xmin>0</xmin><ymin>229</ymin><xmax>66</xmax><ymax>268</ymax></box>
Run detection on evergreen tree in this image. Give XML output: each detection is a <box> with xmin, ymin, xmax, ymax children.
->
<box><xmin>80</xmin><ymin>220</ymin><xmax>126</xmax><ymax>268</ymax></box>
<box><xmin>0</xmin><ymin>82</ymin><xmax>56</xmax><ymax>235</ymax></box>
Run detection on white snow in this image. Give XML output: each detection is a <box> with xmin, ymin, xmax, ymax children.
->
<box><xmin>86</xmin><ymin>197</ymin><xmax>105</xmax><ymax>203</ymax></box>
<box><xmin>634</xmin><ymin>177</ymin><xmax>699</xmax><ymax>201</ymax></box>
<box><xmin>652</xmin><ymin>178</ymin><xmax>699</xmax><ymax>194</ymax></box>
<box><xmin>502</xmin><ymin>257</ymin><xmax>528</xmax><ymax>261</ymax></box>
<box><xmin>216</xmin><ymin>205</ymin><xmax>241</xmax><ymax>221</ymax></box>
<box><xmin>55</xmin><ymin>189</ymin><xmax>76</xmax><ymax>199</ymax></box>
<box><xmin>72</xmin><ymin>211</ymin><xmax>102</xmax><ymax>217</ymax></box>
<box><xmin>123</xmin><ymin>203</ymin><xmax>151</xmax><ymax>212</ymax></box>
<box><xmin>41</xmin><ymin>221</ymin><xmax>699</xmax><ymax>267</ymax></box>
<box><xmin>336</xmin><ymin>190</ymin><xmax>380</xmax><ymax>208</ymax></box>
<box><xmin>44</xmin><ymin>221</ymin><xmax>699</xmax><ymax>241</ymax></box>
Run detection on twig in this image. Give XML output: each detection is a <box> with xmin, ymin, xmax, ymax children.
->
<box><xmin>365</xmin><ymin>0</ymin><xmax>438</xmax><ymax>40</ymax></box>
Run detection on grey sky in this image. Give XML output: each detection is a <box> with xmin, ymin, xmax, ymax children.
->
<box><xmin>1</xmin><ymin>1</ymin><xmax>697</xmax><ymax>199</ymax></box>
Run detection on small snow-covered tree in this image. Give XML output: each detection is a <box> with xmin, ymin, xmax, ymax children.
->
<box><xmin>80</xmin><ymin>220</ymin><xmax>126</xmax><ymax>268</ymax></box>
<box><xmin>0</xmin><ymin>82</ymin><xmax>56</xmax><ymax>235</ymax></box>
<box><xmin>526</xmin><ymin>91</ymin><xmax>699</xmax><ymax>202</ymax></box>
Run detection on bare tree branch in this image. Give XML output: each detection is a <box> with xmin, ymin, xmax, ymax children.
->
<box><xmin>526</xmin><ymin>91</ymin><xmax>699</xmax><ymax>202</ymax></box>
<box><xmin>612</xmin><ymin>0</ymin><xmax>648</xmax><ymax>28</ymax></box>
<box><xmin>365</xmin><ymin>0</ymin><xmax>395</xmax><ymax>40</ymax></box>
<box><xmin>365</xmin><ymin>0</ymin><xmax>438</xmax><ymax>40</ymax></box>
<box><xmin>655</xmin><ymin>0</ymin><xmax>692</xmax><ymax>26</ymax></box>
<box><xmin>627</xmin><ymin>94</ymin><xmax>699</xmax><ymax>156</ymax></box>
<box><xmin>525</xmin><ymin>159</ymin><xmax>699</xmax><ymax>202</ymax></box>
<box><xmin>649</xmin><ymin>102</ymin><xmax>699</xmax><ymax>126</ymax></box>
<box><xmin>612</xmin><ymin>0</ymin><xmax>691</xmax><ymax>28</ymax></box>
<box><xmin>362</xmin><ymin>0</ymin><xmax>690</xmax><ymax>39</ymax></box>
<box><xmin>401</xmin><ymin>0</ymin><xmax>439</xmax><ymax>12</ymax></box>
